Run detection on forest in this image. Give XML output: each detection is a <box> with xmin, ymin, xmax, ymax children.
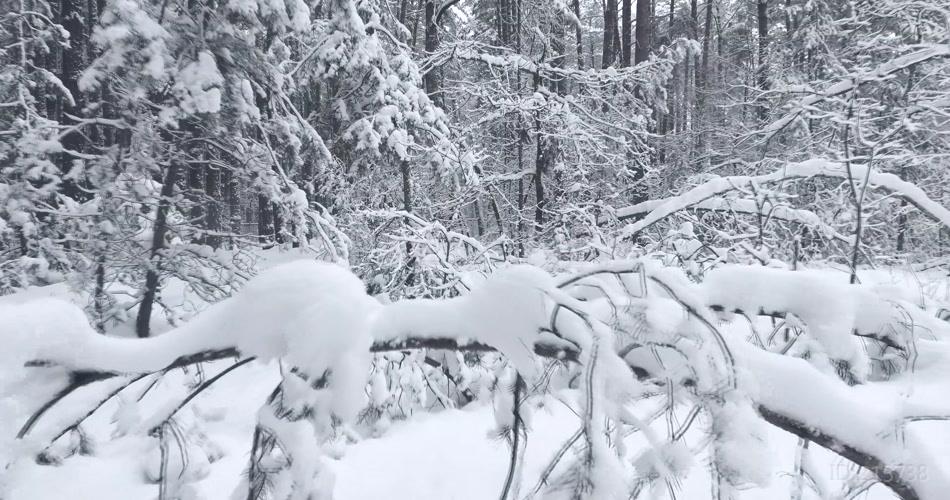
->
<box><xmin>1</xmin><ymin>0</ymin><xmax>950</xmax><ymax>499</ymax></box>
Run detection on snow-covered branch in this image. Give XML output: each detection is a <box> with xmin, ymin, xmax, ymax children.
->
<box><xmin>610</xmin><ymin>196</ymin><xmax>849</xmax><ymax>241</ymax></box>
<box><xmin>8</xmin><ymin>261</ymin><xmax>950</xmax><ymax>500</ymax></box>
<box><xmin>615</xmin><ymin>159</ymin><xmax>950</xmax><ymax>238</ymax></box>
<box><xmin>760</xmin><ymin>45</ymin><xmax>950</xmax><ymax>140</ymax></box>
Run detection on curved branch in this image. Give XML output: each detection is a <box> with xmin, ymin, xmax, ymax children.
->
<box><xmin>708</xmin><ymin>305</ymin><xmax>907</xmax><ymax>352</ymax></box>
<box><xmin>149</xmin><ymin>357</ymin><xmax>257</xmax><ymax>434</ymax></box>
<box><xmin>613</xmin><ymin>159</ymin><xmax>950</xmax><ymax>239</ymax></box>
<box><xmin>758</xmin><ymin>45</ymin><xmax>950</xmax><ymax>143</ymax></box>
<box><xmin>18</xmin><ymin>348</ymin><xmax>239</xmax><ymax>438</ymax></box>
<box><xmin>19</xmin><ymin>312</ymin><xmax>945</xmax><ymax>500</ymax></box>
<box><xmin>371</xmin><ymin>337</ymin><xmax>579</xmax><ymax>362</ymax></box>
<box><xmin>16</xmin><ymin>371</ymin><xmax>117</xmax><ymax>439</ymax></box>
<box><xmin>434</xmin><ymin>0</ymin><xmax>462</xmax><ymax>25</ymax></box>
<box><xmin>611</xmin><ymin>196</ymin><xmax>850</xmax><ymax>242</ymax></box>
<box><xmin>760</xmin><ymin>407</ymin><xmax>919</xmax><ymax>500</ymax></box>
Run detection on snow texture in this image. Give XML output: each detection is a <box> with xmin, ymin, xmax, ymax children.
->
<box><xmin>618</xmin><ymin>158</ymin><xmax>950</xmax><ymax>238</ymax></box>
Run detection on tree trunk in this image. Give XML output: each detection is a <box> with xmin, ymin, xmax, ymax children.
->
<box><xmin>634</xmin><ymin>0</ymin><xmax>652</xmax><ymax>64</ymax></box>
<box><xmin>700</xmin><ymin>0</ymin><xmax>713</xmax><ymax>89</ymax></box>
<box><xmin>272</xmin><ymin>202</ymin><xmax>283</xmax><ymax>244</ymax></box>
<box><xmin>411</xmin><ymin>0</ymin><xmax>423</xmax><ymax>46</ymax></box>
<box><xmin>602</xmin><ymin>0</ymin><xmax>618</xmax><ymax>68</ymax></box>
<box><xmin>784</xmin><ymin>0</ymin><xmax>792</xmax><ymax>40</ymax></box>
<box><xmin>398</xmin><ymin>0</ymin><xmax>409</xmax><ymax>25</ymax></box>
<box><xmin>534</xmin><ymin>139</ymin><xmax>545</xmax><ymax>230</ymax></box>
<box><xmin>204</xmin><ymin>165</ymin><xmax>222</xmax><ymax>249</ymax></box>
<box><xmin>896</xmin><ymin>199</ymin><xmax>908</xmax><ymax>253</ymax></box>
<box><xmin>136</xmin><ymin>161</ymin><xmax>181</xmax><ymax>338</ymax></box>
<box><xmin>697</xmin><ymin>0</ymin><xmax>713</xmax><ymax>154</ymax></box>
<box><xmin>400</xmin><ymin>160</ymin><xmax>416</xmax><ymax>286</ymax></box>
<box><xmin>93</xmin><ymin>254</ymin><xmax>106</xmax><ymax>332</ymax></box>
<box><xmin>423</xmin><ymin>0</ymin><xmax>442</xmax><ymax>107</ymax></box>
<box><xmin>497</xmin><ymin>0</ymin><xmax>506</xmax><ymax>44</ymax></box>
<box><xmin>59</xmin><ymin>0</ymin><xmax>90</xmax><ymax>202</ymax></box>
<box><xmin>188</xmin><ymin>162</ymin><xmax>204</xmax><ymax>242</ymax></box>
<box><xmin>756</xmin><ymin>0</ymin><xmax>769</xmax><ymax>120</ymax></box>
<box><xmin>574</xmin><ymin>0</ymin><xmax>583</xmax><ymax>69</ymax></box>
<box><xmin>550</xmin><ymin>11</ymin><xmax>566</xmax><ymax>94</ymax></box>
<box><xmin>621</xmin><ymin>0</ymin><xmax>632</xmax><ymax>66</ymax></box>
<box><xmin>258</xmin><ymin>195</ymin><xmax>272</xmax><ymax>244</ymax></box>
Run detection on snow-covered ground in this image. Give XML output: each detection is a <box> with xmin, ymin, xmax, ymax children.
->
<box><xmin>1</xmin><ymin>358</ymin><xmax>909</xmax><ymax>500</ymax></box>
<box><xmin>2</xmin><ymin>256</ymin><xmax>949</xmax><ymax>500</ymax></box>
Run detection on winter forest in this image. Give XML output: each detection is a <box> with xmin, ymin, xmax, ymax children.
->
<box><xmin>2</xmin><ymin>0</ymin><xmax>950</xmax><ymax>498</ymax></box>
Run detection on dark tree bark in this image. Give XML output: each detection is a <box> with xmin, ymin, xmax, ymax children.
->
<box><xmin>273</xmin><ymin>203</ymin><xmax>284</xmax><ymax>244</ymax></box>
<box><xmin>188</xmin><ymin>163</ymin><xmax>205</xmax><ymax>241</ymax></box>
<box><xmin>550</xmin><ymin>11</ymin><xmax>566</xmax><ymax>94</ymax></box>
<box><xmin>896</xmin><ymin>199</ymin><xmax>908</xmax><ymax>252</ymax></box>
<box><xmin>411</xmin><ymin>0</ymin><xmax>423</xmax><ymax>46</ymax></box>
<box><xmin>398</xmin><ymin>0</ymin><xmax>409</xmax><ymax>25</ymax></box>
<box><xmin>59</xmin><ymin>0</ymin><xmax>90</xmax><ymax>202</ymax></box>
<box><xmin>422</xmin><ymin>0</ymin><xmax>460</xmax><ymax>107</ymax></box>
<box><xmin>696</xmin><ymin>0</ymin><xmax>714</xmax><ymax>152</ymax></box>
<box><xmin>634</xmin><ymin>0</ymin><xmax>652</xmax><ymax>64</ymax></box>
<box><xmin>784</xmin><ymin>0</ymin><xmax>793</xmax><ymax>39</ymax></box>
<box><xmin>258</xmin><ymin>195</ymin><xmax>273</xmax><ymax>244</ymax></box>
<box><xmin>205</xmin><ymin>166</ymin><xmax>222</xmax><ymax>249</ymax></box>
<box><xmin>621</xmin><ymin>0</ymin><xmax>632</xmax><ymax>66</ymax></box>
<box><xmin>574</xmin><ymin>0</ymin><xmax>583</xmax><ymax>69</ymax></box>
<box><xmin>532</xmin><ymin>66</ymin><xmax>545</xmax><ymax>230</ymax></box>
<box><xmin>602</xmin><ymin>0</ymin><xmax>618</xmax><ymax>67</ymax></box>
<box><xmin>756</xmin><ymin>0</ymin><xmax>770</xmax><ymax>120</ymax></box>
<box><xmin>135</xmin><ymin>161</ymin><xmax>181</xmax><ymax>338</ymax></box>
<box><xmin>496</xmin><ymin>0</ymin><xmax>506</xmax><ymax>44</ymax></box>
<box><xmin>534</xmin><ymin>138</ymin><xmax>546</xmax><ymax>230</ymax></box>
<box><xmin>423</xmin><ymin>1</ymin><xmax>440</xmax><ymax>105</ymax></box>
<box><xmin>699</xmin><ymin>0</ymin><xmax>713</xmax><ymax>91</ymax></box>
<box><xmin>400</xmin><ymin>160</ymin><xmax>416</xmax><ymax>286</ymax></box>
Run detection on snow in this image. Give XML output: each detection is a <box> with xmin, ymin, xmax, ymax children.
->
<box><xmin>3</xmin><ymin>257</ymin><xmax>950</xmax><ymax>500</ymax></box>
<box><xmin>738</xmin><ymin>341</ymin><xmax>950</xmax><ymax>500</ymax></box>
<box><xmin>613</xmin><ymin>196</ymin><xmax>849</xmax><ymax>241</ymax></box>
<box><xmin>174</xmin><ymin>51</ymin><xmax>225</xmax><ymax>115</ymax></box>
<box><xmin>618</xmin><ymin>158</ymin><xmax>950</xmax><ymax>238</ymax></box>
<box><xmin>1</xmin><ymin>260</ymin><xmax>378</xmax><ymax>377</ymax></box>
<box><xmin>372</xmin><ymin>265</ymin><xmax>556</xmax><ymax>380</ymax></box>
<box><xmin>702</xmin><ymin>265</ymin><xmax>874</xmax><ymax>374</ymax></box>
<box><xmin>0</xmin><ymin>299</ymin><xmax>98</xmax><ymax>470</ymax></box>
<box><xmin>763</xmin><ymin>45</ymin><xmax>950</xmax><ymax>138</ymax></box>
<box><xmin>2</xmin><ymin>359</ymin><xmax>916</xmax><ymax>500</ymax></box>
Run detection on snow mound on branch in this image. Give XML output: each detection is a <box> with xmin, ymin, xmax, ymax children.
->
<box><xmin>0</xmin><ymin>299</ymin><xmax>94</xmax><ymax>378</ymax></box>
<box><xmin>0</xmin><ymin>300</ymin><xmax>96</xmax><ymax>479</ymax></box>
<box><xmin>460</xmin><ymin>265</ymin><xmax>554</xmax><ymax>378</ymax></box>
<box><xmin>3</xmin><ymin>261</ymin><xmax>379</xmax><ymax>431</ymax></box>
<box><xmin>49</xmin><ymin>260</ymin><xmax>380</xmax><ymax>377</ymax></box>
<box><xmin>173</xmin><ymin>51</ymin><xmax>223</xmax><ymax>115</ymax></box>
<box><xmin>0</xmin><ymin>298</ymin><xmax>98</xmax><ymax>408</ymax></box>
<box><xmin>1</xmin><ymin>260</ymin><xmax>381</xmax><ymax>496</ymax></box>
<box><xmin>372</xmin><ymin>265</ymin><xmax>555</xmax><ymax>379</ymax></box>
<box><xmin>700</xmin><ymin>265</ymin><xmax>905</xmax><ymax>378</ymax></box>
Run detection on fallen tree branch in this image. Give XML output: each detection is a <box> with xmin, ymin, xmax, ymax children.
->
<box><xmin>760</xmin><ymin>407</ymin><xmax>918</xmax><ymax>499</ymax></box>
<box><xmin>608</xmin><ymin>196</ymin><xmax>850</xmax><ymax>242</ymax></box>
<box><xmin>708</xmin><ymin>305</ymin><xmax>907</xmax><ymax>352</ymax></box>
<box><xmin>149</xmin><ymin>357</ymin><xmax>257</xmax><ymax>434</ymax></box>
<box><xmin>18</xmin><ymin>348</ymin><xmax>239</xmax><ymax>438</ymax></box>
<box><xmin>757</xmin><ymin>45</ymin><xmax>950</xmax><ymax>142</ymax></box>
<box><xmin>18</xmin><ymin>309</ymin><xmax>944</xmax><ymax>500</ymax></box>
<box><xmin>613</xmin><ymin>158</ymin><xmax>950</xmax><ymax>239</ymax></box>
